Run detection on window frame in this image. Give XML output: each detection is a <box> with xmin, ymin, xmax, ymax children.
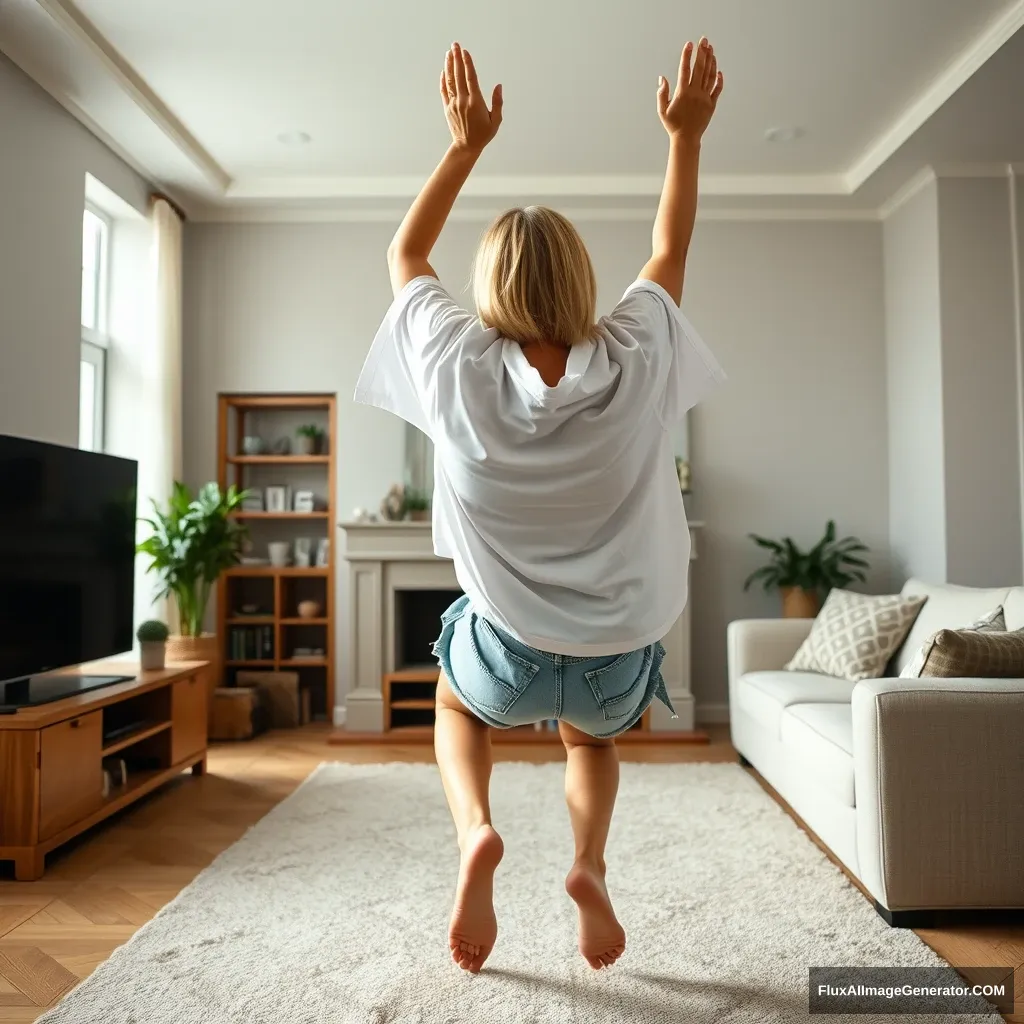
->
<box><xmin>80</xmin><ymin>204</ymin><xmax>111</xmax><ymax>452</ymax></box>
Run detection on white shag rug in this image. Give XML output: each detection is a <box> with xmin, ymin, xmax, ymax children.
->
<box><xmin>40</xmin><ymin>763</ymin><xmax>1000</xmax><ymax>1023</ymax></box>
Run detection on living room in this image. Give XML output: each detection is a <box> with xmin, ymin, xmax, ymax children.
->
<box><xmin>1</xmin><ymin>0</ymin><xmax>1023</xmax><ymax>1020</ymax></box>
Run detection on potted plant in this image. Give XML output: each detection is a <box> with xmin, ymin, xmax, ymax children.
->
<box><xmin>403</xmin><ymin>487</ymin><xmax>431</xmax><ymax>522</ymax></box>
<box><xmin>137</xmin><ymin>620</ymin><xmax>169</xmax><ymax>671</ymax></box>
<box><xmin>296</xmin><ymin>425</ymin><xmax>322</xmax><ymax>456</ymax></box>
<box><xmin>137</xmin><ymin>482</ymin><xmax>249</xmax><ymax>702</ymax></box>
<box><xmin>743</xmin><ymin>520</ymin><xmax>869</xmax><ymax>618</ymax></box>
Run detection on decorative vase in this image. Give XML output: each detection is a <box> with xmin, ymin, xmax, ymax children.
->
<box><xmin>297</xmin><ymin>435</ymin><xmax>316</xmax><ymax>455</ymax></box>
<box><xmin>781</xmin><ymin>587</ymin><xmax>820</xmax><ymax>619</ymax></box>
<box><xmin>241</xmin><ymin>436</ymin><xmax>263</xmax><ymax>455</ymax></box>
<box><xmin>407</xmin><ymin>509</ymin><xmax>430</xmax><ymax>522</ymax></box>
<box><xmin>297</xmin><ymin>600</ymin><xmax>321</xmax><ymax>620</ymax></box>
<box><xmin>166</xmin><ymin>633</ymin><xmax>221</xmax><ymax>722</ymax></box>
<box><xmin>139</xmin><ymin>641</ymin><xmax>166</xmax><ymax>672</ymax></box>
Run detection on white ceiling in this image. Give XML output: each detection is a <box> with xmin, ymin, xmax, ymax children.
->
<box><xmin>1</xmin><ymin>0</ymin><xmax>1023</xmax><ymax>218</ymax></box>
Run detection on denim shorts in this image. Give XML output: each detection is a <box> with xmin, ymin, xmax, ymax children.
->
<box><xmin>432</xmin><ymin>595</ymin><xmax>675</xmax><ymax>739</ymax></box>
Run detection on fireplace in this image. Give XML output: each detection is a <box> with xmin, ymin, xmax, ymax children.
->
<box><xmin>394</xmin><ymin>588</ymin><xmax>462</xmax><ymax>669</ymax></box>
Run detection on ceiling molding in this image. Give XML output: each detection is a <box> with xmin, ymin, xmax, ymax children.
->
<box><xmin>844</xmin><ymin>0</ymin><xmax>1024</xmax><ymax>191</ymax></box>
<box><xmin>31</xmin><ymin>0</ymin><xmax>231</xmax><ymax>191</ymax></box>
<box><xmin>876</xmin><ymin>167</ymin><xmax>937</xmax><ymax>221</ymax></box>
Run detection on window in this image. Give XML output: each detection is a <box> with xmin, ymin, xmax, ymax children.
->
<box><xmin>80</xmin><ymin>206</ymin><xmax>110</xmax><ymax>451</ymax></box>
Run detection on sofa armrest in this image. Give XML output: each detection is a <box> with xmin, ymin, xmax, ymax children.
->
<box><xmin>726</xmin><ymin>618</ymin><xmax>814</xmax><ymax>695</ymax></box>
<box><xmin>851</xmin><ymin>677</ymin><xmax>1024</xmax><ymax>910</ymax></box>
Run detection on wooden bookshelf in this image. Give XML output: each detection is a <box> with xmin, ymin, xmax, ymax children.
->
<box><xmin>217</xmin><ymin>393</ymin><xmax>337</xmax><ymax>720</ymax></box>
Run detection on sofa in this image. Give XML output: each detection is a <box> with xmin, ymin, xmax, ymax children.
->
<box><xmin>727</xmin><ymin>578</ymin><xmax>1024</xmax><ymax>926</ymax></box>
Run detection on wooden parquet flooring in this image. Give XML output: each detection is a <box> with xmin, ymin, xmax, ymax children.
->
<box><xmin>0</xmin><ymin>724</ymin><xmax>1020</xmax><ymax>1022</ymax></box>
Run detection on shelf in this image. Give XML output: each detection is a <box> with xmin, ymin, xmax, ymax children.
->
<box><xmin>228</xmin><ymin>455</ymin><xmax>329</xmax><ymax>465</ymax></box>
<box><xmin>385</xmin><ymin>667</ymin><xmax>441</xmax><ymax>683</ymax></box>
<box><xmin>280</xmin><ymin>617</ymin><xmax>328</xmax><ymax>625</ymax></box>
<box><xmin>280</xmin><ymin>657</ymin><xmax>328</xmax><ymax>667</ymax></box>
<box><xmin>226</xmin><ymin>659</ymin><xmax>276</xmax><ymax>667</ymax></box>
<box><xmin>231</xmin><ymin>512</ymin><xmax>330</xmax><ymax>520</ymax></box>
<box><xmin>222</xmin><ymin>394</ymin><xmax>333</xmax><ymax>411</ymax></box>
<box><xmin>101</xmin><ymin>720</ymin><xmax>172</xmax><ymax>757</ymax></box>
<box><xmin>390</xmin><ymin>699</ymin><xmax>435</xmax><ymax>710</ymax></box>
<box><xmin>227</xmin><ymin>566</ymin><xmax>329</xmax><ymax>577</ymax></box>
<box><xmin>226</xmin><ymin>616</ymin><xmax>275</xmax><ymax>625</ymax></box>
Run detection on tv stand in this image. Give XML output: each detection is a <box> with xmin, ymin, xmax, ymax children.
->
<box><xmin>0</xmin><ymin>660</ymin><xmax>209</xmax><ymax>880</ymax></box>
<box><xmin>0</xmin><ymin>672</ymin><xmax>134</xmax><ymax>710</ymax></box>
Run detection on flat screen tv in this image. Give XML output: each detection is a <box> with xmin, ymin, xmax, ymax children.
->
<box><xmin>0</xmin><ymin>435</ymin><xmax>138</xmax><ymax>707</ymax></box>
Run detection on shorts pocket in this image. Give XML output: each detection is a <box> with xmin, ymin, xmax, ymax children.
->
<box><xmin>468</xmin><ymin>616</ymin><xmax>541</xmax><ymax>716</ymax></box>
<box><xmin>585</xmin><ymin>647</ymin><xmax>653</xmax><ymax>721</ymax></box>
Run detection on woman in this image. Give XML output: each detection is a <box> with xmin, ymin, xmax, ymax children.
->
<box><xmin>355</xmin><ymin>38</ymin><xmax>725</xmax><ymax>975</ymax></box>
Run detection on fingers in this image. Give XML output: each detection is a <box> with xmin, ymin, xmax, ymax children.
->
<box><xmin>691</xmin><ymin>37</ymin><xmax>708</xmax><ymax>87</ymax></box>
<box><xmin>445</xmin><ymin>48</ymin><xmax>456</xmax><ymax>101</ymax></box>
<box><xmin>678</xmin><ymin>41</ymin><xmax>693</xmax><ymax>92</ymax></box>
<box><xmin>490</xmin><ymin>82</ymin><xmax>503</xmax><ymax>125</ymax></box>
<box><xmin>452</xmin><ymin>42</ymin><xmax>469</xmax><ymax>98</ymax></box>
<box><xmin>463</xmin><ymin>47</ymin><xmax>482</xmax><ymax>98</ymax></box>
<box><xmin>657</xmin><ymin>74</ymin><xmax>670</xmax><ymax>118</ymax></box>
<box><xmin>440</xmin><ymin>69</ymin><xmax>449</xmax><ymax>106</ymax></box>
<box><xmin>711</xmin><ymin>70</ymin><xmax>724</xmax><ymax>102</ymax></box>
<box><xmin>703</xmin><ymin>48</ymin><xmax>717</xmax><ymax>91</ymax></box>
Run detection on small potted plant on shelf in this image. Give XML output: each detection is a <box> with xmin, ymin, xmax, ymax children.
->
<box><xmin>137</xmin><ymin>482</ymin><xmax>249</xmax><ymax>696</ymax></box>
<box><xmin>137</xmin><ymin>619</ymin><xmax>169</xmax><ymax>671</ymax></box>
<box><xmin>743</xmin><ymin>520</ymin><xmax>869</xmax><ymax>618</ymax></box>
<box><xmin>296</xmin><ymin>425</ymin><xmax>322</xmax><ymax>455</ymax></box>
<box><xmin>403</xmin><ymin>487</ymin><xmax>431</xmax><ymax>522</ymax></box>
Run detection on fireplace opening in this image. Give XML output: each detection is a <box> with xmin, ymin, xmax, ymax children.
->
<box><xmin>394</xmin><ymin>588</ymin><xmax>463</xmax><ymax>670</ymax></box>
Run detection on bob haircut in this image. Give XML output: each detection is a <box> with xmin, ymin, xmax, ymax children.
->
<box><xmin>473</xmin><ymin>206</ymin><xmax>597</xmax><ymax>347</ymax></box>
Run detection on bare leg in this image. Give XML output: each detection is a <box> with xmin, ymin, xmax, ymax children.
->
<box><xmin>559</xmin><ymin>721</ymin><xmax>626</xmax><ymax>969</ymax></box>
<box><xmin>434</xmin><ymin>672</ymin><xmax>503</xmax><ymax>973</ymax></box>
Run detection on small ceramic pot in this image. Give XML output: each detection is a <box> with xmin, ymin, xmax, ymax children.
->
<box><xmin>241</xmin><ymin>436</ymin><xmax>264</xmax><ymax>455</ymax></box>
<box><xmin>407</xmin><ymin>509</ymin><xmax>430</xmax><ymax>522</ymax></box>
<box><xmin>297</xmin><ymin>435</ymin><xmax>317</xmax><ymax>455</ymax></box>
<box><xmin>139</xmin><ymin>641</ymin><xmax>166</xmax><ymax>672</ymax></box>
<box><xmin>268</xmin><ymin>542</ymin><xmax>291</xmax><ymax>567</ymax></box>
<box><xmin>297</xmin><ymin>600</ymin><xmax>322</xmax><ymax>620</ymax></box>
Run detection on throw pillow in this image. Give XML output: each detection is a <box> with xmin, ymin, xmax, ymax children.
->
<box><xmin>918</xmin><ymin>627</ymin><xmax>1024</xmax><ymax>678</ymax></box>
<box><xmin>785</xmin><ymin>589</ymin><xmax>927</xmax><ymax>681</ymax></box>
<box><xmin>899</xmin><ymin>606</ymin><xmax>1005</xmax><ymax>679</ymax></box>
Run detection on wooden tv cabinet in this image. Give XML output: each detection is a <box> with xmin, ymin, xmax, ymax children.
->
<box><xmin>0</xmin><ymin>661</ymin><xmax>209</xmax><ymax>881</ymax></box>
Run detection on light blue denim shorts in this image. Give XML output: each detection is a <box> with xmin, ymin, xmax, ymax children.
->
<box><xmin>432</xmin><ymin>595</ymin><xmax>675</xmax><ymax>739</ymax></box>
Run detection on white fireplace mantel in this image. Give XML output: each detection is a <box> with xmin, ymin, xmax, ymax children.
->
<box><xmin>340</xmin><ymin>521</ymin><xmax>702</xmax><ymax>733</ymax></box>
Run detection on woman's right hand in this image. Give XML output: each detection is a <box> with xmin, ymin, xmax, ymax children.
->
<box><xmin>657</xmin><ymin>38</ymin><xmax>724</xmax><ymax>145</ymax></box>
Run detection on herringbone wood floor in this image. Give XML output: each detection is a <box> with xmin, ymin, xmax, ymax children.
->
<box><xmin>1</xmin><ymin>725</ymin><xmax>1021</xmax><ymax>1022</ymax></box>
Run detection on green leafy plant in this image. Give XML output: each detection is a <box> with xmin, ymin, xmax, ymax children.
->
<box><xmin>403</xmin><ymin>487</ymin><xmax>430</xmax><ymax>513</ymax></box>
<box><xmin>296</xmin><ymin>425</ymin><xmax>322</xmax><ymax>439</ymax></box>
<box><xmin>743</xmin><ymin>520</ymin><xmax>869</xmax><ymax>595</ymax></box>
<box><xmin>136</xmin><ymin>620</ymin><xmax>169</xmax><ymax>643</ymax></box>
<box><xmin>137</xmin><ymin>482</ymin><xmax>249</xmax><ymax>637</ymax></box>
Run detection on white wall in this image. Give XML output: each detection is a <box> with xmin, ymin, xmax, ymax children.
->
<box><xmin>884</xmin><ymin>180</ymin><xmax>947</xmax><ymax>582</ymax></box>
<box><xmin>936</xmin><ymin>177</ymin><xmax>1023</xmax><ymax>585</ymax></box>
<box><xmin>182</xmin><ymin>216</ymin><xmax>891</xmax><ymax>712</ymax></box>
<box><xmin>0</xmin><ymin>53</ymin><xmax>150</xmax><ymax>447</ymax></box>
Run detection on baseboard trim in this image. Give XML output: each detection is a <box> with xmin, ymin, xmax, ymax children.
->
<box><xmin>696</xmin><ymin>702</ymin><xmax>730</xmax><ymax>724</ymax></box>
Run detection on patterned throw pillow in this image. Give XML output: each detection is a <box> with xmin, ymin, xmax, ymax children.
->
<box><xmin>785</xmin><ymin>589</ymin><xmax>927</xmax><ymax>681</ymax></box>
<box><xmin>899</xmin><ymin>607</ymin><xmax>1005</xmax><ymax>679</ymax></box>
<box><xmin>917</xmin><ymin>627</ymin><xmax>1024</xmax><ymax>678</ymax></box>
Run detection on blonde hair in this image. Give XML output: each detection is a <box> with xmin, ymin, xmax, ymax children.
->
<box><xmin>473</xmin><ymin>206</ymin><xmax>597</xmax><ymax>347</ymax></box>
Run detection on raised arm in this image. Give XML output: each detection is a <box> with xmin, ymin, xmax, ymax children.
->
<box><xmin>640</xmin><ymin>38</ymin><xmax>724</xmax><ymax>305</ymax></box>
<box><xmin>387</xmin><ymin>43</ymin><xmax>503</xmax><ymax>295</ymax></box>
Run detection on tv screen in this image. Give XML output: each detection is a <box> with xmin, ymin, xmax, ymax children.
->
<box><xmin>0</xmin><ymin>435</ymin><xmax>137</xmax><ymax>684</ymax></box>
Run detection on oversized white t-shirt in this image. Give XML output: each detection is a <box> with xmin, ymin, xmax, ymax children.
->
<box><xmin>354</xmin><ymin>276</ymin><xmax>725</xmax><ymax>656</ymax></box>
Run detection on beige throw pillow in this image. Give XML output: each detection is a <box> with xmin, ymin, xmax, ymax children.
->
<box><xmin>786</xmin><ymin>589</ymin><xmax>927</xmax><ymax>681</ymax></box>
<box><xmin>899</xmin><ymin>606</ymin><xmax>1005</xmax><ymax>679</ymax></box>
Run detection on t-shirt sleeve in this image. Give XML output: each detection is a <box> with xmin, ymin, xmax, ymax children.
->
<box><xmin>353</xmin><ymin>276</ymin><xmax>476</xmax><ymax>440</ymax></box>
<box><xmin>605</xmin><ymin>279</ymin><xmax>726</xmax><ymax>426</ymax></box>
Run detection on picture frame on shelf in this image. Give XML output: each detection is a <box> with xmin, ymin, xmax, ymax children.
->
<box><xmin>241</xmin><ymin>492</ymin><xmax>264</xmax><ymax>513</ymax></box>
<box><xmin>265</xmin><ymin>486</ymin><xmax>289</xmax><ymax>513</ymax></box>
<box><xmin>293</xmin><ymin>490</ymin><xmax>315</xmax><ymax>513</ymax></box>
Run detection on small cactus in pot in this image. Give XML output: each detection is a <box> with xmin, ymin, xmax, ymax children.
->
<box><xmin>137</xmin><ymin>620</ymin><xmax>170</xmax><ymax>672</ymax></box>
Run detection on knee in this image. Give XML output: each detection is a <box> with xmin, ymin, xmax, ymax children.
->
<box><xmin>558</xmin><ymin>722</ymin><xmax>614</xmax><ymax>749</ymax></box>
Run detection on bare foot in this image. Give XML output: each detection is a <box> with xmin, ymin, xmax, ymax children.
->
<box><xmin>449</xmin><ymin>824</ymin><xmax>503</xmax><ymax>973</ymax></box>
<box><xmin>565</xmin><ymin>861</ymin><xmax>626</xmax><ymax>969</ymax></box>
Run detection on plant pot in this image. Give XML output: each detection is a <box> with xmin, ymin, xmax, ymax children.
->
<box><xmin>139</xmin><ymin>641</ymin><xmax>166</xmax><ymax>672</ymax></box>
<box><xmin>297</xmin><ymin>600</ymin><xmax>321</xmax><ymax>620</ymax></box>
<box><xmin>166</xmin><ymin>633</ymin><xmax>222</xmax><ymax>724</ymax></box>
<box><xmin>781</xmin><ymin>587</ymin><xmax>820</xmax><ymax>619</ymax></box>
<box><xmin>297</xmin><ymin>435</ymin><xmax>316</xmax><ymax>455</ymax></box>
<box><xmin>407</xmin><ymin>509</ymin><xmax>430</xmax><ymax>522</ymax></box>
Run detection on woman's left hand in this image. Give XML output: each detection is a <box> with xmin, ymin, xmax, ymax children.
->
<box><xmin>441</xmin><ymin>43</ymin><xmax>502</xmax><ymax>153</ymax></box>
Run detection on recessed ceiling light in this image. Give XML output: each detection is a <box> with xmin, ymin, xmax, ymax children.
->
<box><xmin>764</xmin><ymin>126</ymin><xmax>804</xmax><ymax>144</ymax></box>
<box><xmin>277</xmin><ymin>131</ymin><xmax>312</xmax><ymax>146</ymax></box>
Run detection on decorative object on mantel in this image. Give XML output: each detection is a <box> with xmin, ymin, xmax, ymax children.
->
<box><xmin>403</xmin><ymin>487</ymin><xmax>431</xmax><ymax>522</ymax></box>
<box><xmin>674</xmin><ymin>457</ymin><xmax>691</xmax><ymax>494</ymax></box>
<box><xmin>380</xmin><ymin>483</ymin><xmax>406</xmax><ymax>522</ymax></box>
<box><xmin>137</xmin><ymin>619</ymin><xmax>169</xmax><ymax>671</ymax></box>
<box><xmin>743</xmin><ymin>520</ymin><xmax>870</xmax><ymax>618</ymax></box>
<box><xmin>352</xmin><ymin>507</ymin><xmax>377</xmax><ymax>524</ymax></box>
<box><xmin>296</xmin><ymin>424</ymin><xmax>323</xmax><ymax>455</ymax></box>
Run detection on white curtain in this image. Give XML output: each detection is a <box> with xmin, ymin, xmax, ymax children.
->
<box><xmin>133</xmin><ymin>198</ymin><xmax>183</xmax><ymax>631</ymax></box>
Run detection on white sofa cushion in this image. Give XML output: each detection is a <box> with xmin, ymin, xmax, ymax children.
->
<box><xmin>736</xmin><ymin>671</ymin><xmax>857</xmax><ymax>737</ymax></box>
<box><xmin>893</xmin><ymin>579</ymin><xmax>1012</xmax><ymax>675</ymax></box>
<box><xmin>1003</xmin><ymin>588</ymin><xmax>1024</xmax><ymax>631</ymax></box>
<box><xmin>779</xmin><ymin>703</ymin><xmax>855</xmax><ymax>807</ymax></box>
